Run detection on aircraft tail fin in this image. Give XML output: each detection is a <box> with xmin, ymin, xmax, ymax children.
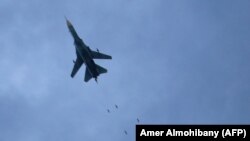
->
<box><xmin>95</xmin><ymin>64</ymin><xmax>107</xmax><ymax>75</ymax></box>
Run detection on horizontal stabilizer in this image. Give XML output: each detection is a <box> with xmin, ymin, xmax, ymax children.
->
<box><xmin>95</xmin><ymin>64</ymin><xmax>107</xmax><ymax>75</ymax></box>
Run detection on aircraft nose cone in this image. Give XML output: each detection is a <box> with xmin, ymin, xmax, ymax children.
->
<box><xmin>65</xmin><ymin>17</ymin><xmax>72</xmax><ymax>27</ymax></box>
<box><xmin>66</xmin><ymin>20</ymin><xmax>72</xmax><ymax>27</ymax></box>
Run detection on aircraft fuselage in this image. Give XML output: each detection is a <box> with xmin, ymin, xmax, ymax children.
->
<box><xmin>67</xmin><ymin>21</ymin><xmax>99</xmax><ymax>80</ymax></box>
<box><xmin>75</xmin><ymin>39</ymin><xmax>99</xmax><ymax>79</ymax></box>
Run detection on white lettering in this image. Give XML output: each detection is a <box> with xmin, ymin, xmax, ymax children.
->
<box><xmin>140</xmin><ymin>129</ymin><xmax>164</xmax><ymax>136</ymax></box>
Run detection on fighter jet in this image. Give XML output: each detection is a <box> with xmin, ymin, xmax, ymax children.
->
<box><xmin>137</xmin><ymin>118</ymin><xmax>140</xmax><ymax>123</ymax></box>
<box><xmin>107</xmin><ymin>109</ymin><xmax>110</xmax><ymax>113</ymax></box>
<box><xmin>66</xmin><ymin>18</ymin><xmax>112</xmax><ymax>82</ymax></box>
<box><xmin>115</xmin><ymin>104</ymin><xmax>118</xmax><ymax>109</ymax></box>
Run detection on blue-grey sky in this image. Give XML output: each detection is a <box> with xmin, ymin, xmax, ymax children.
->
<box><xmin>0</xmin><ymin>0</ymin><xmax>250</xmax><ymax>140</ymax></box>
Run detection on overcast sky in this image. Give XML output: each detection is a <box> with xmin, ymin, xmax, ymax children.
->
<box><xmin>0</xmin><ymin>0</ymin><xmax>250</xmax><ymax>141</ymax></box>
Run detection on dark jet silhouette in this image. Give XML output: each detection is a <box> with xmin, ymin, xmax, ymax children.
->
<box><xmin>66</xmin><ymin>18</ymin><xmax>112</xmax><ymax>83</ymax></box>
<box><xmin>137</xmin><ymin>118</ymin><xmax>140</xmax><ymax>123</ymax></box>
<box><xmin>115</xmin><ymin>104</ymin><xmax>118</xmax><ymax>109</ymax></box>
<box><xmin>107</xmin><ymin>109</ymin><xmax>110</xmax><ymax>113</ymax></box>
<box><xmin>124</xmin><ymin>130</ymin><xmax>128</xmax><ymax>135</ymax></box>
